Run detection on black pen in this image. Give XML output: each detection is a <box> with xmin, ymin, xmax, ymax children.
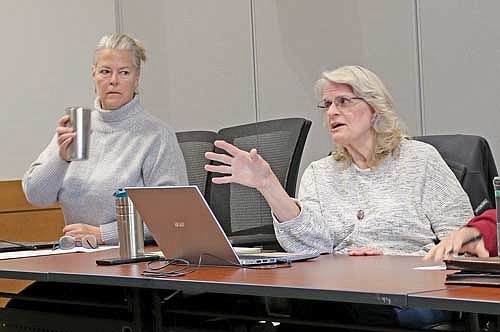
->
<box><xmin>447</xmin><ymin>234</ymin><xmax>483</xmax><ymax>255</ymax></box>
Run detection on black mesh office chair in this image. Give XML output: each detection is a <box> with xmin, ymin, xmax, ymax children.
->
<box><xmin>208</xmin><ymin>118</ymin><xmax>312</xmax><ymax>249</ymax></box>
<box><xmin>176</xmin><ymin>131</ymin><xmax>217</xmax><ymax>198</ymax></box>
<box><xmin>412</xmin><ymin>135</ymin><xmax>499</xmax><ymax>331</ymax></box>
<box><xmin>413</xmin><ymin>134</ymin><xmax>498</xmax><ymax>215</ymax></box>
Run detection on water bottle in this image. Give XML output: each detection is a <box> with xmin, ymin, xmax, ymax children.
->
<box><xmin>494</xmin><ymin>177</ymin><xmax>500</xmax><ymax>257</ymax></box>
<box><xmin>114</xmin><ymin>189</ymin><xmax>145</xmax><ymax>258</ymax></box>
<box><xmin>65</xmin><ymin>106</ymin><xmax>91</xmax><ymax>161</ymax></box>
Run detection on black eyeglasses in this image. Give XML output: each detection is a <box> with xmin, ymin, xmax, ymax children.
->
<box><xmin>317</xmin><ymin>96</ymin><xmax>365</xmax><ymax>111</ymax></box>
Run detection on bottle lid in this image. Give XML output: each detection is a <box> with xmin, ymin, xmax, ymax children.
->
<box><xmin>113</xmin><ymin>188</ymin><xmax>128</xmax><ymax>198</ymax></box>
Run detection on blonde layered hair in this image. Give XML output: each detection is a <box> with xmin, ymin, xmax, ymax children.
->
<box><xmin>315</xmin><ymin>65</ymin><xmax>407</xmax><ymax>167</ymax></box>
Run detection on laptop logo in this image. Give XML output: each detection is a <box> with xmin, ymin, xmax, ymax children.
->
<box><xmin>174</xmin><ymin>222</ymin><xmax>185</xmax><ymax>228</ymax></box>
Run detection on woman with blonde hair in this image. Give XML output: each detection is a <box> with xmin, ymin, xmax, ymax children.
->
<box><xmin>205</xmin><ymin>65</ymin><xmax>473</xmax><ymax>328</ymax></box>
<box><xmin>206</xmin><ymin>65</ymin><xmax>472</xmax><ymax>256</ymax></box>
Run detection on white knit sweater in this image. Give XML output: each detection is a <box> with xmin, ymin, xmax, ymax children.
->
<box><xmin>274</xmin><ymin>139</ymin><xmax>474</xmax><ymax>256</ymax></box>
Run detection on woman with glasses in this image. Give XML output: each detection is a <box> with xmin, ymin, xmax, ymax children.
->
<box><xmin>205</xmin><ymin>65</ymin><xmax>473</xmax><ymax>328</ymax></box>
<box><xmin>206</xmin><ymin>65</ymin><xmax>472</xmax><ymax>256</ymax></box>
<box><xmin>22</xmin><ymin>33</ymin><xmax>188</xmax><ymax>246</ymax></box>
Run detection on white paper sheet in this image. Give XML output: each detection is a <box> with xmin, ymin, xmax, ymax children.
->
<box><xmin>413</xmin><ymin>264</ymin><xmax>446</xmax><ymax>270</ymax></box>
<box><xmin>0</xmin><ymin>245</ymin><xmax>118</xmax><ymax>260</ymax></box>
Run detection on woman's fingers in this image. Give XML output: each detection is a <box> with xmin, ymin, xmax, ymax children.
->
<box><xmin>249</xmin><ymin>148</ymin><xmax>260</xmax><ymax>160</ymax></box>
<box><xmin>463</xmin><ymin>240</ymin><xmax>489</xmax><ymax>258</ymax></box>
<box><xmin>57</xmin><ymin>132</ymin><xmax>75</xmax><ymax>145</ymax></box>
<box><xmin>211</xmin><ymin>176</ymin><xmax>234</xmax><ymax>184</ymax></box>
<box><xmin>58</xmin><ymin>115</ymin><xmax>71</xmax><ymax>127</ymax></box>
<box><xmin>473</xmin><ymin>241</ymin><xmax>489</xmax><ymax>258</ymax></box>
<box><xmin>57</xmin><ymin>117</ymin><xmax>75</xmax><ymax>162</ymax></box>
<box><xmin>204</xmin><ymin>164</ymin><xmax>232</xmax><ymax>174</ymax></box>
<box><xmin>366</xmin><ymin>248</ymin><xmax>383</xmax><ymax>255</ymax></box>
<box><xmin>60</xmin><ymin>136</ymin><xmax>73</xmax><ymax>148</ymax></box>
<box><xmin>205</xmin><ymin>151</ymin><xmax>232</xmax><ymax>165</ymax></box>
<box><xmin>56</xmin><ymin>123</ymin><xmax>75</xmax><ymax>153</ymax></box>
<box><xmin>434</xmin><ymin>245</ymin><xmax>448</xmax><ymax>262</ymax></box>
<box><xmin>56</xmin><ymin>115</ymin><xmax>74</xmax><ymax>147</ymax></box>
<box><xmin>347</xmin><ymin>247</ymin><xmax>383</xmax><ymax>256</ymax></box>
<box><xmin>424</xmin><ymin>245</ymin><xmax>447</xmax><ymax>262</ymax></box>
<box><xmin>214</xmin><ymin>140</ymin><xmax>242</xmax><ymax>156</ymax></box>
<box><xmin>56</xmin><ymin>126</ymin><xmax>73</xmax><ymax>135</ymax></box>
<box><xmin>59</xmin><ymin>135</ymin><xmax>74</xmax><ymax>161</ymax></box>
<box><xmin>450</xmin><ymin>239</ymin><xmax>465</xmax><ymax>255</ymax></box>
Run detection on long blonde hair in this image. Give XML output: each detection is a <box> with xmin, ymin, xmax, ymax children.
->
<box><xmin>315</xmin><ymin>65</ymin><xmax>407</xmax><ymax>167</ymax></box>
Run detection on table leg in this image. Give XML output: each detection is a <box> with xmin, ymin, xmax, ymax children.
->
<box><xmin>127</xmin><ymin>288</ymin><xmax>146</xmax><ymax>332</ymax></box>
<box><xmin>464</xmin><ymin>312</ymin><xmax>480</xmax><ymax>332</ymax></box>
<box><xmin>152</xmin><ymin>291</ymin><xmax>163</xmax><ymax>332</ymax></box>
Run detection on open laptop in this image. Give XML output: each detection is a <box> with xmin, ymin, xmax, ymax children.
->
<box><xmin>125</xmin><ymin>186</ymin><xmax>318</xmax><ymax>266</ymax></box>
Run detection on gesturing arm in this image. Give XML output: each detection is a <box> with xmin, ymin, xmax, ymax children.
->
<box><xmin>205</xmin><ymin>140</ymin><xmax>334</xmax><ymax>254</ymax></box>
<box><xmin>204</xmin><ymin>140</ymin><xmax>300</xmax><ymax>222</ymax></box>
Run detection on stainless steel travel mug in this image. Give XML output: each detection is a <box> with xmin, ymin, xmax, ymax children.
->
<box><xmin>114</xmin><ymin>189</ymin><xmax>145</xmax><ymax>258</ymax></box>
<box><xmin>65</xmin><ymin>106</ymin><xmax>91</xmax><ymax>161</ymax></box>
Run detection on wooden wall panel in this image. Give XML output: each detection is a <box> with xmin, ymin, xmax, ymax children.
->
<box><xmin>0</xmin><ymin>180</ymin><xmax>59</xmax><ymax>213</ymax></box>
<box><xmin>0</xmin><ymin>180</ymin><xmax>64</xmax><ymax>307</ymax></box>
<box><xmin>0</xmin><ymin>210</ymin><xmax>64</xmax><ymax>242</ymax></box>
<box><xmin>0</xmin><ymin>180</ymin><xmax>64</xmax><ymax>241</ymax></box>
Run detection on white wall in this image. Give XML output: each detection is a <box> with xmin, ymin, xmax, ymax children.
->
<box><xmin>120</xmin><ymin>0</ymin><xmax>256</xmax><ymax>131</ymax></box>
<box><xmin>252</xmin><ymin>0</ymin><xmax>420</xmax><ymax>178</ymax></box>
<box><xmin>1</xmin><ymin>0</ymin><xmax>499</xmax><ymax>181</ymax></box>
<box><xmin>1</xmin><ymin>0</ymin><xmax>115</xmax><ymax>180</ymax></box>
<box><xmin>419</xmin><ymin>0</ymin><xmax>500</xmax><ymax>161</ymax></box>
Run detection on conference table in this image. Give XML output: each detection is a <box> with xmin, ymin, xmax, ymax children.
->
<box><xmin>0</xmin><ymin>248</ymin><xmax>498</xmax><ymax>331</ymax></box>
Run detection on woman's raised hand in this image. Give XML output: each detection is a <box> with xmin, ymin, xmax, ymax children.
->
<box><xmin>204</xmin><ymin>140</ymin><xmax>273</xmax><ymax>191</ymax></box>
<box><xmin>205</xmin><ymin>140</ymin><xmax>300</xmax><ymax>222</ymax></box>
<box><xmin>56</xmin><ymin>115</ymin><xmax>76</xmax><ymax>161</ymax></box>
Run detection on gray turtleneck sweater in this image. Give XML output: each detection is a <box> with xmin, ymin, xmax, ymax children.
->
<box><xmin>22</xmin><ymin>96</ymin><xmax>188</xmax><ymax>244</ymax></box>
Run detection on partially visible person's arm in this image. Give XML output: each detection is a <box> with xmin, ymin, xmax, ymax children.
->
<box><xmin>423</xmin><ymin>209</ymin><xmax>496</xmax><ymax>262</ymax></box>
<box><xmin>466</xmin><ymin>209</ymin><xmax>497</xmax><ymax>256</ymax></box>
<box><xmin>424</xmin><ymin>225</ymin><xmax>487</xmax><ymax>261</ymax></box>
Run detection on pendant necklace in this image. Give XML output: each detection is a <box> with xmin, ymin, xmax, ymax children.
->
<box><xmin>347</xmin><ymin>164</ymin><xmax>368</xmax><ymax>221</ymax></box>
<box><xmin>355</xmin><ymin>184</ymin><xmax>365</xmax><ymax>221</ymax></box>
<box><xmin>355</xmin><ymin>172</ymin><xmax>367</xmax><ymax>221</ymax></box>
